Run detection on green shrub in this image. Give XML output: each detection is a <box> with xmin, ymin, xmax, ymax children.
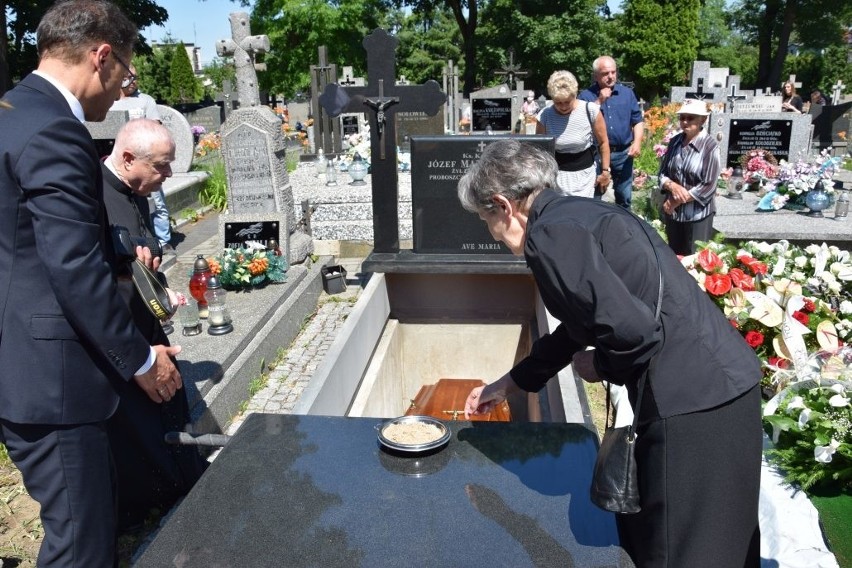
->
<box><xmin>196</xmin><ymin>159</ymin><xmax>228</xmax><ymax>211</ymax></box>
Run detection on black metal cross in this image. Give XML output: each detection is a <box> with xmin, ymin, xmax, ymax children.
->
<box><xmin>319</xmin><ymin>28</ymin><xmax>446</xmax><ymax>253</ymax></box>
<box><xmin>492</xmin><ymin>48</ymin><xmax>528</xmax><ymax>93</ymax></box>
<box><xmin>726</xmin><ymin>84</ymin><xmax>747</xmax><ymax>112</ymax></box>
<box><xmin>685</xmin><ymin>78</ymin><xmax>707</xmax><ymax>101</ymax></box>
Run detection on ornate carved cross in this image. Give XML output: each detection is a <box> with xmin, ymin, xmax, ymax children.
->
<box><xmin>216</xmin><ymin>12</ymin><xmax>270</xmax><ymax>108</ymax></box>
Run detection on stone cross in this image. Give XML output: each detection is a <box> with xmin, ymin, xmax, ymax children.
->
<box><xmin>310</xmin><ymin>46</ymin><xmax>341</xmax><ymax>155</ymax></box>
<box><xmin>216</xmin><ymin>12</ymin><xmax>269</xmax><ymax>108</ymax></box>
<box><xmin>726</xmin><ymin>84</ymin><xmax>747</xmax><ymax>112</ymax></box>
<box><xmin>685</xmin><ymin>78</ymin><xmax>708</xmax><ymax>101</ymax></box>
<box><xmin>443</xmin><ymin>59</ymin><xmax>461</xmax><ymax>133</ymax></box>
<box><xmin>215</xmin><ymin>79</ymin><xmax>236</xmax><ymax>119</ymax></box>
<box><xmin>831</xmin><ymin>80</ymin><xmax>846</xmax><ymax>105</ymax></box>
<box><xmin>319</xmin><ymin>28</ymin><xmax>445</xmax><ymax>253</ymax></box>
<box><xmin>787</xmin><ymin>74</ymin><xmax>802</xmax><ymax>90</ymax></box>
<box><xmin>493</xmin><ymin>48</ymin><xmax>528</xmax><ymax>93</ymax></box>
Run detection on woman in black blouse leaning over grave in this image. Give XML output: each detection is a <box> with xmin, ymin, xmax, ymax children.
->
<box><xmin>658</xmin><ymin>99</ymin><xmax>722</xmax><ymax>255</ymax></box>
<box><xmin>457</xmin><ymin>138</ymin><xmax>762</xmax><ymax>567</ymax></box>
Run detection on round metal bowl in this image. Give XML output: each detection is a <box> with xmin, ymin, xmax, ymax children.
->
<box><xmin>377</xmin><ymin>415</ymin><xmax>451</xmax><ymax>454</ymax></box>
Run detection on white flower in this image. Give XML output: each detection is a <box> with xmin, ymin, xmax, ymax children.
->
<box><xmin>829</xmin><ymin>280</ymin><xmax>842</xmax><ymax>293</ymax></box>
<box><xmin>814</xmin><ymin>439</ymin><xmax>841</xmax><ymax>463</ymax></box>
<box><xmin>790</xmin><ymin>271</ymin><xmax>807</xmax><ymax>282</ymax></box>
<box><xmin>786</xmin><ymin>395</ymin><xmax>806</xmax><ymax>411</ymax></box>
<box><xmin>244</xmin><ymin>240</ymin><xmax>267</xmax><ymax>252</ymax></box>
<box><xmin>753</xmin><ymin>242</ymin><xmax>775</xmax><ymax>255</ymax></box>
<box><xmin>807</xmin><ymin>277</ymin><xmax>821</xmax><ymax>288</ymax></box>
<box><xmin>840</xmin><ymin>301</ymin><xmax>852</xmax><ymax>315</ymax></box>
<box><xmin>828</xmin><ymin>393</ymin><xmax>849</xmax><ymax>407</ymax></box>
<box><xmin>798</xmin><ymin>407</ymin><xmax>812</xmax><ymax>429</ymax></box>
<box><xmin>794</xmin><ymin>256</ymin><xmax>808</xmax><ymax>268</ymax></box>
<box><xmin>805</xmin><ymin>244</ymin><xmax>821</xmax><ymax>255</ymax></box>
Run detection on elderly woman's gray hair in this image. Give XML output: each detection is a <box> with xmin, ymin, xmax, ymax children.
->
<box><xmin>547</xmin><ymin>70</ymin><xmax>578</xmax><ymax>101</ymax></box>
<box><xmin>457</xmin><ymin>139</ymin><xmax>558</xmax><ymax>213</ymax></box>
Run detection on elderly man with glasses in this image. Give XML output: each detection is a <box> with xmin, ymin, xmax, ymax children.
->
<box><xmin>109</xmin><ymin>62</ymin><xmax>175</xmax><ymax>252</ymax></box>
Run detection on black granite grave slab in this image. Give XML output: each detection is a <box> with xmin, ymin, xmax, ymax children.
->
<box><xmin>136</xmin><ymin>414</ymin><xmax>629</xmax><ymax>567</ymax></box>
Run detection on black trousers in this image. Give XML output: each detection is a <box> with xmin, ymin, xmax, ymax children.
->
<box><xmin>664</xmin><ymin>213</ymin><xmax>715</xmax><ymax>256</ymax></box>
<box><xmin>0</xmin><ymin>420</ymin><xmax>117</xmax><ymax>567</ymax></box>
<box><xmin>617</xmin><ymin>384</ymin><xmax>762</xmax><ymax>568</ymax></box>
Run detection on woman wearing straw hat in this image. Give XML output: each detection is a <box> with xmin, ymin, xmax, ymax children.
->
<box><xmin>658</xmin><ymin>99</ymin><xmax>722</xmax><ymax>255</ymax></box>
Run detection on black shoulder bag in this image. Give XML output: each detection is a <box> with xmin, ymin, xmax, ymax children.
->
<box><xmin>590</xmin><ymin>220</ymin><xmax>664</xmax><ymax>514</ymax></box>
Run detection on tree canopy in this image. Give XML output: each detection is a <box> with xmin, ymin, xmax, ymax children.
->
<box><xmin>0</xmin><ymin>0</ymin><xmax>168</xmax><ymax>95</ymax></box>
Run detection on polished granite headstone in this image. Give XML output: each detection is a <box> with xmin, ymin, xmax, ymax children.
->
<box><xmin>410</xmin><ymin>135</ymin><xmax>554</xmax><ymax>255</ymax></box>
<box><xmin>136</xmin><ymin>414</ymin><xmax>630</xmax><ymax>567</ymax></box>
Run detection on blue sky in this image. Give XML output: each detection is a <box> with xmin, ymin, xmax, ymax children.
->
<box><xmin>142</xmin><ymin>0</ymin><xmax>246</xmax><ymax>66</ymax></box>
<box><xmin>144</xmin><ymin>0</ymin><xmax>625</xmax><ymax>67</ymax></box>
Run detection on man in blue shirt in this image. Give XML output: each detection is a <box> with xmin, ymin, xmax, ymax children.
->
<box><xmin>579</xmin><ymin>56</ymin><xmax>644</xmax><ymax>209</ymax></box>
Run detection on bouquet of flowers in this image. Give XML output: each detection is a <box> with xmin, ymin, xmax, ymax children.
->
<box><xmin>763</xmin><ymin>348</ymin><xmax>852</xmax><ymax>493</ymax></box>
<box><xmin>191</xmin><ymin>125</ymin><xmax>207</xmax><ymax>137</ymax></box>
<box><xmin>738</xmin><ymin>149</ymin><xmax>779</xmax><ymax>190</ymax></box>
<box><xmin>195</xmin><ymin>132</ymin><xmax>221</xmax><ymax>158</ymax></box>
<box><xmin>683</xmin><ymin>240</ymin><xmax>852</xmax><ymax>391</ymax></box>
<box><xmin>206</xmin><ymin>241</ymin><xmax>288</xmax><ymax>290</ymax></box>
<box><xmin>775</xmin><ymin>149</ymin><xmax>844</xmax><ymax>198</ymax></box>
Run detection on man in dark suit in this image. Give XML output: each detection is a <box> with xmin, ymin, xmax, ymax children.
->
<box><xmin>102</xmin><ymin>119</ymin><xmax>207</xmax><ymax>531</ymax></box>
<box><xmin>0</xmin><ymin>2</ymin><xmax>183</xmax><ymax>565</ymax></box>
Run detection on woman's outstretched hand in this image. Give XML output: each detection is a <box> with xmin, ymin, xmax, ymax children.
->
<box><xmin>464</xmin><ymin>374</ymin><xmax>518</xmax><ymax>419</ymax></box>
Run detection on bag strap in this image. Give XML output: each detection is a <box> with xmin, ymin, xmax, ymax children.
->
<box><xmin>129</xmin><ymin>258</ymin><xmax>175</xmax><ymax>321</ymax></box>
<box><xmin>626</xmin><ymin>219</ymin><xmax>665</xmax><ymax>437</ymax></box>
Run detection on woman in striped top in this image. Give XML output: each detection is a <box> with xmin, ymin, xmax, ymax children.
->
<box><xmin>658</xmin><ymin>99</ymin><xmax>722</xmax><ymax>255</ymax></box>
<box><xmin>536</xmin><ymin>70</ymin><xmax>611</xmax><ymax>198</ymax></box>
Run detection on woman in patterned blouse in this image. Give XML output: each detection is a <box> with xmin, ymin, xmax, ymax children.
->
<box><xmin>658</xmin><ymin>99</ymin><xmax>722</xmax><ymax>255</ymax></box>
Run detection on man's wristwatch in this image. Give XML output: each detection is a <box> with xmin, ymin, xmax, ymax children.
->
<box><xmin>602</xmin><ymin>168</ymin><xmax>611</xmax><ymax>173</ymax></box>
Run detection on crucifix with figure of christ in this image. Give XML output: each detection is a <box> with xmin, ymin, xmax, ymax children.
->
<box><xmin>319</xmin><ymin>28</ymin><xmax>446</xmax><ymax>253</ymax></box>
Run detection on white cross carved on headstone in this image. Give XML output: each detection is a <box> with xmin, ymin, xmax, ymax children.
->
<box><xmin>787</xmin><ymin>74</ymin><xmax>802</xmax><ymax>90</ymax></box>
<box><xmin>831</xmin><ymin>80</ymin><xmax>846</xmax><ymax>106</ymax></box>
<box><xmin>216</xmin><ymin>12</ymin><xmax>270</xmax><ymax>108</ymax></box>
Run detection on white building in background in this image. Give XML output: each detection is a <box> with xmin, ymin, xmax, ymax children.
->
<box><xmin>152</xmin><ymin>42</ymin><xmax>203</xmax><ymax>75</ymax></box>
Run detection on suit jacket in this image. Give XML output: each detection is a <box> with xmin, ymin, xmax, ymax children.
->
<box><xmin>0</xmin><ymin>73</ymin><xmax>151</xmax><ymax>425</ymax></box>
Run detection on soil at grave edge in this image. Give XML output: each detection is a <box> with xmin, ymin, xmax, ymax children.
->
<box><xmin>1</xmin><ymin>460</ymin><xmax>158</xmax><ymax>567</ymax></box>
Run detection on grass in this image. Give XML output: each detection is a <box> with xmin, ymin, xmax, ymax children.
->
<box><xmin>810</xmin><ymin>489</ymin><xmax>852</xmax><ymax>567</ymax></box>
<box><xmin>195</xmin><ymin>158</ymin><xmax>227</xmax><ymax>211</ymax></box>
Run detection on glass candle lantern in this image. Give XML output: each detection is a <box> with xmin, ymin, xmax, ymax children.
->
<box><xmin>204</xmin><ymin>275</ymin><xmax>233</xmax><ymax>335</ymax></box>
<box><xmin>835</xmin><ymin>190</ymin><xmax>849</xmax><ymax>220</ymax></box>
<box><xmin>314</xmin><ymin>148</ymin><xmax>326</xmax><ymax>178</ymax></box>
<box><xmin>189</xmin><ymin>255</ymin><xmax>212</xmax><ymax>319</ymax></box>
<box><xmin>179</xmin><ymin>301</ymin><xmax>202</xmax><ymax>336</ymax></box>
<box><xmin>726</xmin><ymin>166</ymin><xmax>744</xmax><ymax>200</ymax></box>
<box><xmin>325</xmin><ymin>159</ymin><xmax>338</xmax><ymax>186</ymax></box>
<box><xmin>348</xmin><ymin>153</ymin><xmax>368</xmax><ymax>186</ymax></box>
<box><xmin>806</xmin><ymin>179</ymin><xmax>831</xmax><ymax>218</ymax></box>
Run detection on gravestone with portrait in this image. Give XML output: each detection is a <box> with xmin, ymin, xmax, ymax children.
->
<box><xmin>218</xmin><ymin>11</ymin><xmax>312</xmax><ymax>263</ymax></box>
<box><xmin>410</xmin><ymin>135</ymin><xmax>554</xmax><ymax>256</ymax></box>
